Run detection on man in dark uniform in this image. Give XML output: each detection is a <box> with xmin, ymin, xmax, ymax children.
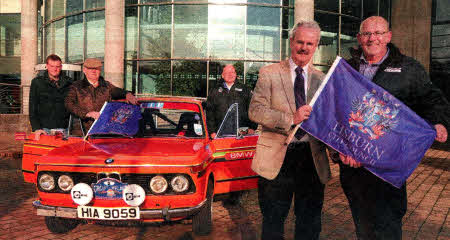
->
<box><xmin>29</xmin><ymin>54</ymin><xmax>73</xmax><ymax>140</ymax></box>
<box><xmin>206</xmin><ymin>64</ymin><xmax>257</xmax><ymax>206</ymax></box>
<box><xmin>206</xmin><ymin>64</ymin><xmax>257</xmax><ymax>139</ymax></box>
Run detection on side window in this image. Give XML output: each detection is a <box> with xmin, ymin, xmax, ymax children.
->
<box><xmin>216</xmin><ymin>103</ymin><xmax>238</xmax><ymax>138</ymax></box>
<box><xmin>68</xmin><ymin>114</ymin><xmax>85</xmax><ymax>137</ymax></box>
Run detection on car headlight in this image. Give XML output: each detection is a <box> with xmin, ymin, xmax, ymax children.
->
<box><xmin>149</xmin><ymin>175</ymin><xmax>168</xmax><ymax>194</ymax></box>
<box><xmin>58</xmin><ymin>175</ymin><xmax>74</xmax><ymax>192</ymax></box>
<box><xmin>171</xmin><ymin>175</ymin><xmax>189</xmax><ymax>192</ymax></box>
<box><xmin>71</xmin><ymin>183</ymin><xmax>93</xmax><ymax>206</ymax></box>
<box><xmin>39</xmin><ymin>174</ymin><xmax>55</xmax><ymax>191</ymax></box>
<box><xmin>123</xmin><ymin>184</ymin><xmax>146</xmax><ymax>206</ymax></box>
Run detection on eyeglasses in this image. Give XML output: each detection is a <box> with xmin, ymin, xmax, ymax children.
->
<box><xmin>359</xmin><ymin>31</ymin><xmax>388</xmax><ymax>38</ymax></box>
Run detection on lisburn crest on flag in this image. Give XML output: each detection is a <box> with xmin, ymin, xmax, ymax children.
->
<box><xmin>87</xmin><ymin>102</ymin><xmax>142</xmax><ymax>137</ymax></box>
<box><xmin>301</xmin><ymin>56</ymin><xmax>436</xmax><ymax>188</ymax></box>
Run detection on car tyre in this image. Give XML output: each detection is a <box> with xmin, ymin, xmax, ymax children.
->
<box><xmin>45</xmin><ymin>216</ymin><xmax>79</xmax><ymax>234</ymax></box>
<box><xmin>192</xmin><ymin>178</ymin><xmax>213</xmax><ymax>235</ymax></box>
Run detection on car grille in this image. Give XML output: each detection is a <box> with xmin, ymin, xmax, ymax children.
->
<box><xmin>37</xmin><ymin>171</ymin><xmax>196</xmax><ymax>195</ymax></box>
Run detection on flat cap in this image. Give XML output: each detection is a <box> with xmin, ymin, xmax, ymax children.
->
<box><xmin>83</xmin><ymin>58</ymin><xmax>102</xmax><ymax>68</ymax></box>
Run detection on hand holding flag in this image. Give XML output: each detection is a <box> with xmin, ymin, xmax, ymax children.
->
<box><xmin>298</xmin><ymin>56</ymin><xmax>436</xmax><ymax>188</ymax></box>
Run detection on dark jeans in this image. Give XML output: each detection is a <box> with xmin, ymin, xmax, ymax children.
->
<box><xmin>339</xmin><ymin>163</ymin><xmax>407</xmax><ymax>240</ymax></box>
<box><xmin>258</xmin><ymin>142</ymin><xmax>325</xmax><ymax>240</ymax></box>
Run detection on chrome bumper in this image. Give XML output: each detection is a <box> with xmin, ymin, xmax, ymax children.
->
<box><xmin>33</xmin><ymin>199</ymin><xmax>206</xmax><ymax>220</ymax></box>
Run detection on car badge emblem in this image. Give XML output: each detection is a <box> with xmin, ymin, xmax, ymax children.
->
<box><xmin>92</xmin><ymin>178</ymin><xmax>126</xmax><ymax>200</ymax></box>
<box><xmin>105</xmin><ymin>158</ymin><xmax>114</xmax><ymax>164</ymax></box>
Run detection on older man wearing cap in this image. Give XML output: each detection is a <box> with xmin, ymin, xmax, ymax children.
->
<box><xmin>65</xmin><ymin>58</ymin><xmax>138</xmax><ymax>131</ymax></box>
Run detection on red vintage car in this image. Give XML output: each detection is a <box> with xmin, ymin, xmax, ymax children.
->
<box><xmin>22</xmin><ymin>97</ymin><xmax>258</xmax><ymax>235</ymax></box>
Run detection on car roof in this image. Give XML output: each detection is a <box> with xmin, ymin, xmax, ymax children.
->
<box><xmin>137</xmin><ymin>96</ymin><xmax>205</xmax><ymax>105</ymax></box>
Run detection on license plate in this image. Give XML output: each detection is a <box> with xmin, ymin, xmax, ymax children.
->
<box><xmin>77</xmin><ymin>206</ymin><xmax>140</xmax><ymax>220</ymax></box>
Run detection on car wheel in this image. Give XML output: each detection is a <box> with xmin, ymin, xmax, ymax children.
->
<box><xmin>45</xmin><ymin>216</ymin><xmax>79</xmax><ymax>234</ymax></box>
<box><xmin>192</xmin><ymin>178</ymin><xmax>213</xmax><ymax>236</ymax></box>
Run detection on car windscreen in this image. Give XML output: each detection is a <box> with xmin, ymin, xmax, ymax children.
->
<box><xmin>138</xmin><ymin>101</ymin><xmax>204</xmax><ymax>138</ymax></box>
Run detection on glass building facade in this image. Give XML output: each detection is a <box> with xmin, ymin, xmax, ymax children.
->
<box><xmin>40</xmin><ymin>0</ymin><xmax>391</xmax><ymax>97</ymax></box>
<box><xmin>431</xmin><ymin>0</ymin><xmax>450</xmax><ymax>97</ymax></box>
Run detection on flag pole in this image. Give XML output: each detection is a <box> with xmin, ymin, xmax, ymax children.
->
<box><xmin>284</xmin><ymin>56</ymin><xmax>342</xmax><ymax>145</ymax></box>
<box><xmin>83</xmin><ymin>102</ymin><xmax>108</xmax><ymax>141</ymax></box>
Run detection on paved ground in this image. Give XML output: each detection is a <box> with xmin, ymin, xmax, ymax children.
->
<box><xmin>0</xmin><ymin>133</ymin><xmax>449</xmax><ymax>239</ymax></box>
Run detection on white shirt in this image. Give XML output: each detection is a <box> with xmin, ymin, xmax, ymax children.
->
<box><xmin>289</xmin><ymin>58</ymin><xmax>308</xmax><ymax>99</ymax></box>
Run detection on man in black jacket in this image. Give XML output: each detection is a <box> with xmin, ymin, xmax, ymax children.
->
<box><xmin>206</xmin><ymin>64</ymin><xmax>257</xmax><ymax>139</ymax></box>
<box><xmin>29</xmin><ymin>54</ymin><xmax>73</xmax><ymax>140</ymax></box>
<box><xmin>338</xmin><ymin>16</ymin><xmax>449</xmax><ymax>240</ymax></box>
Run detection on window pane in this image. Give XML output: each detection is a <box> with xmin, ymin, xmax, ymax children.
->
<box><xmin>281</xmin><ymin>8</ymin><xmax>293</xmax><ymax>60</ymax></box>
<box><xmin>142</xmin><ymin>0</ymin><xmax>171</xmax><ymax>3</ymax></box>
<box><xmin>209</xmin><ymin>5</ymin><xmax>245</xmax><ymax>59</ymax></box>
<box><xmin>432</xmin><ymin>35</ymin><xmax>450</xmax><ymax>48</ymax></box>
<box><xmin>244</xmin><ymin>61</ymin><xmax>269</xmax><ymax>90</ymax></box>
<box><xmin>172</xmin><ymin>61</ymin><xmax>207</xmax><ymax>97</ymax></box>
<box><xmin>67</xmin><ymin>0</ymin><xmax>83</xmax><ymax>14</ymax></box>
<box><xmin>38</xmin><ymin>12</ymin><xmax>43</xmax><ymax>61</ymax></box>
<box><xmin>126</xmin><ymin>0</ymin><xmax>138</xmax><ymax>4</ymax></box>
<box><xmin>174</xmin><ymin>0</ymin><xmax>207</xmax><ymax>2</ymax></box>
<box><xmin>432</xmin><ymin>46</ymin><xmax>450</xmax><ymax>59</ymax></box>
<box><xmin>247</xmin><ymin>0</ymin><xmax>281</xmax><ymax>6</ymax></box>
<box><xmin>247</xmin><ymin>6</ymin><xmax>281</xmax><ymax>61</ymax></box>
<box><xmin>86</xmin><ymin>0</ymin><xmax>105</xmax><ymax>9</ymax></box>
<box><xmin>363</xmin><ymin>0</ymin><xmax>378</xmax><ymax>18</ymax></box>
<box><xmin>341</xmin><ymin>17</ymin><xmax>359</xmax><ymax>59</ymax></box>
<box><xmin>379</xmin><ymin>0</ymin><xmax>390</xmax><ymax>21</ymax></box>
<box><xmin>140</xmin><ymin>6</ymin><xmax>171</xmax><ymax>58</ymax></box>
<box><xmin>314</xmin><ymin>13</ymin><xmax>338</xmax><ymax>66</ymax></box>
<box><xmin>45</xmin><ymin>21</ymin><xmax>65</xmax><ymax>60</ymax></box>
<box><xmin>125</xmin><ymin>6</ymin><xmax>138</xmax><ymax>59</ymax></box>
<box><xmin>67</xmin><ymin>15</ymin><xmax>84</xmax><ymax>62</ymax></box>
<box><xmin>342</xmin><ymin>0</ymin><xmax>361</xmax><ymax>18</ymax></box>
<box><xmin>173</xmin><ymin>5</ymin><xmax>207</xmax><ymax>58</ymax></box>
<box><xmin>138</xmin><ymin>61</ymin><xmax>171</xmax><ymax>95</ymax></box>
<box><xmin>52</xmin><ymin>0</ymin><xmax>65</xmax><ymax>18</ymax></box>
<box><xmin>124</xmin><ymin>61</ymin><xmax>137</xmax><ymax>92</ymax></box>
<box><xmin>0</xmin><ymin>14</ymin><xmax>21</xmax><ymax>57</ymax></box>
<box><xmin>433</xmin><ymin>24</ymin><xmax>450</xmax><ymax>37</ymax></box>
<box><xmin>45</xmin><ymin>0</ymin><xmax>51</xmax><ymax>22</ymax></box>
<box><xmin>86</xmin><ymin>11</ymin><xmax>105</xmax><ymax>58</ymax></box>
<box><xmin>436</xmin><ymin>0</ymin><xmax>450</xmax><ymax>22</ymax></box>
<box><xmin>315</xmin><ymin>0</ymin><xmax>339</xmax><ymax>13</ymax></box>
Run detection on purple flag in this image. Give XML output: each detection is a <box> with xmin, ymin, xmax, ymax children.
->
<box><xmin>301</xmin><ymin>57</ymin><xmax>436</xmax><ymax>188</ymax></box>
<box><xmin>87</xmin><ymin>102</ymin><xmax>142</xmax><ymax>137</ymax></box>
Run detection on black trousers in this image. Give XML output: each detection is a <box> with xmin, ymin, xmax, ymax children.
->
<box><xmin>339</xmin><ymin>163</ymin><xmax>407</xmax><ymax>240</ymax></box>
<box><xmin>258</xmin><ymin>142</ymin><xmax>325</xmax><ymax>240</ymax></box>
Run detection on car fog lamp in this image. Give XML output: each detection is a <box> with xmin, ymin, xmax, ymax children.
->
<box><xmin>71</xmin><ymin>183</ymin><xmax>93</xmax><ymax>206</ymax></box>
<box><xmin>123</xmin><ymin>184</ymin><xmax>146</xmax><ymax>206</ymax></box>
<box><xmin>171</xmin><ymin>175</ymin><xmax>189</xmax><ymax>192</ymax></box>
<box><xmin>39</xmin><ymin>174</ymin><xmax>55</xmax><ymax>191</ymax></box>
<box><xmin>149</xmin><ymin>175</ymin><xmax>168</xmax><ymax>194</ymax></box>
<box><xmin>58</xmin><ymin>175</ymin><xmax>74</xmax><ymax>192</ymax></box>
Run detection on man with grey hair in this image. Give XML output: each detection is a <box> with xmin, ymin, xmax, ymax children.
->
<box><xmin>249</xmin><ymin>20</ymin><xmax>331</xmax><ymax>239</ymax></box>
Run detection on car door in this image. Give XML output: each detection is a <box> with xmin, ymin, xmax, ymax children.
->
<box><xmin>209</xmin><ymin>103</ymin><xmax>259</xmax><ymax>194</ymax></box>
<box><xmin>22</xmin><ymin>115</ymin><xmax>84</xmax><ymax>183</ymax></box>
